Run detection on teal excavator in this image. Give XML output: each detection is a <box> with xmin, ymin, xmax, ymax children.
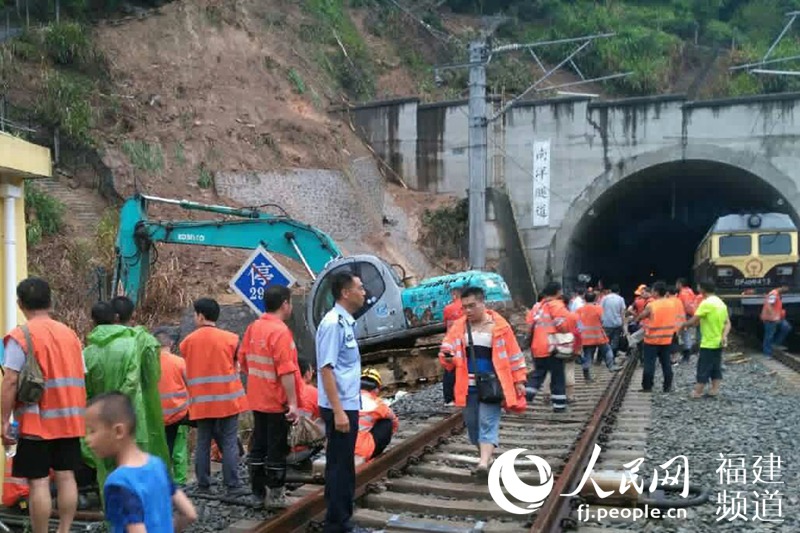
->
<box><xmin>114</xmin><ymin>194</ymin><xmax>512</xmax><ymax>347</ymax></box>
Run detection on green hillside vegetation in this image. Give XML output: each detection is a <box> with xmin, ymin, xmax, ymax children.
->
<box><xmin>5</xmin><ymin>0</ymin><xmax>800</xmax><ymax>155</ymax></box>
<box><xmin>433</xmin><ymin>0</ymin><xmax>800</xmax><ymax>97</ymax></box>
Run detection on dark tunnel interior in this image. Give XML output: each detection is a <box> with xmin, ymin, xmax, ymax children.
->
<box><xmin>563</xmin><ymin>160</ymin><xmax>797</xmax><ymax>300</ymax></box>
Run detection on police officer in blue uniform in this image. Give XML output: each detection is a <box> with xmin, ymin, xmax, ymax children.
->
<box><xmin>316</xmin><ymin>270</ymin><xmax>366</xmax><ymax>533</ymax></box>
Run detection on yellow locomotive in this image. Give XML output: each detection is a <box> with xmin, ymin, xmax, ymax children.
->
<box><xmin>693</xmin><ymin>212</ymin><xmax>799</xmax><ymax>321</ymax></box>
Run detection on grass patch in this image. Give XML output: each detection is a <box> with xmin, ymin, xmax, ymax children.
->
<box><xmin>95</xmin><ymin>208</ymin><xmax>119</xmax><ymax>271</ymax></box>
<box><xmin>174</xmin><ymin>142</ymin><xmax>186</xmax><ymax>166</ymax></box>
<box><xmin>36</xmin><ymin>70</ymin><xmax>94</xmax><ymax>146</ymax></box>
<box><xmin>419</xmin><ymin>198</ymin><xmax>468</xmax><ymax>260</ymax></box>
<box><xmin>43</xmin><ymin>21</ymin><xmax>93</xmax><ymax>66</ymax></box>
<box><xmin>197</xmin><ymin>165</ymin><xmax>214</xmax><ymax>189</ymax></box>
<box><xmin>122</xmin><ymin>140</ymin><xmax>164</xmax><ymax>174</ymax></box>
<box><xmin>302</xmin><ymin>0</ymin><xmax>375</xmax><ymax>100</ymax></box>
<box><xmin>287</xmin><ymin>68</ymin><xmax>306</xmax><ymax>94</ymax></box>
<box><xmin>25</xmin><ymin>184</ymin><xmax>66</xmax><ymax>246</ymax></box>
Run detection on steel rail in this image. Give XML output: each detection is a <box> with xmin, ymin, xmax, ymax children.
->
<box><xmin>771</xmin><ymin>349</ymin><xmax>800</xmax><ymax>373</ymax></box>
<box><xmin>529</xmin><ymin>355</ymin><xmax>637</xmax><ymax>533</ymax></box>
<box><xmin>250</xmin><ymin>410</ymin><xmax>465</xmax><ymax>533</ymax></box>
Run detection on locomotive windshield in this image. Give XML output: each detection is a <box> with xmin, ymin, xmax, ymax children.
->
<box><xmin>759</xmin><ymin>233</ymin><xmax>792</xmax><ymax>255</ymax></box>
<box><xmin>719</xmin><ymin>235</ymin><xmax>751</xmax><ymax>257</ymax></box>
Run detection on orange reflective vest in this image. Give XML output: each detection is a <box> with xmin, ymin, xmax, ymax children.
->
<box><xmin>180</xmin><ymin>326</ymin><xmax>247</xmax><ymax>420</ymax></box>
<box><xmin>355</xmin><ymin>390</ymin><xmax>398</xmax><ymax>461</ymax></box>
<box><xmin>6</xmin><ymin>317</ymin><xmax>86</xmax><ymax>439</ymax></box>
<box><xmin>644</xmin><ymin>299</ymin><xmax>678</xmax><ymax>346</ymax></box>
<box><xmin>2</xmin><ymin>456</ymin><xmax>28</xmax><ymax>507</ymax></box>
<box><xmin>531</xmin><ymin>298</ymin><xmax>570</xmax><ymax>357</ymax></box>
<box><xmin>443</xmin><ymin>299</ymin><xmax>464</xmax><ymax>330</ymax></box>
<box><xmin>159</xmin><ymin>350</ymin><xmax>189</xmax><ymax>426</ymax></box>
<box><xmin>439</xmin><ymin>311</ymin><xmax>526</xmax><ymax>412</ymax></box>
<box><xmin>667</xmin><ymin>296</ymin><xmax>686</xmax><ymax>328</ymax></box>
<box><xmin>678</xmin><ymin>287</ymin><xmax>697</xmax><ymax>316</ymax></box>
<box><xmin>298</xmin><ymin>383</ymin><xmax>320</xmax><ymax>420</ymax></box>
<box><xmin>760</xmin><ymin>289</ymin><xmax>785</xmax><ymax>322</ymax></box>
<box><xmin>576</xmin><ymin>304</ymin><xmax>608</xmax><ymax>346</ymax></box>
<box><xmin>240</xmin><ymin>314</ymin><xmax>302</xmax><ymax>414</ymax></box>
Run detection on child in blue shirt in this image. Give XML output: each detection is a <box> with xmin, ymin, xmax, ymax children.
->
<box><xmin>86</xmin><ymin>391</ymin><xmax>197</xmax><ymax>533</ymax></box>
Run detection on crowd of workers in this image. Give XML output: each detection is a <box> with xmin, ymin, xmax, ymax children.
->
<box><xmin>0</xmin><ymin>271</ymin><xmax>792</xmax><ymax>533</ymax></box>
<box><xmin>0</xmin><ymin>275</ymin><xmax>399</xmax><ymax>533</ymax></box>
<box><xmin>435</xmin><ymin>276</ymin><xmax>791</xmax><ymax>481</ymax></box>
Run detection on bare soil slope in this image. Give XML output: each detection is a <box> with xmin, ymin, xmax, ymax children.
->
<box><xmin>94</xmin><ymin>0</ymin><xmax>370</xmax><ymax>198</ymax></box>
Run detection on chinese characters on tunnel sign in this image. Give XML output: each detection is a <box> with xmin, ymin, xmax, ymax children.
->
<box><xmin>230</xmin><ymin>246</ymin><xmax>297</xmax><ymax>315</ymax></box>
<box><xmin>533</xmin><ymin>140</ymin><xmax>551</xmax><ymax>227</ymax></box>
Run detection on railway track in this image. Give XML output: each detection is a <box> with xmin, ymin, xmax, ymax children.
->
<box><xmin>243</xmin><ymin>352</ymin><xmax>658</xmax><ymax>533</ymax></box>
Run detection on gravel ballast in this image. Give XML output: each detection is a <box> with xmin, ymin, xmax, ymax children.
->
<box><xmin>640</xmin><ymin>351</ymin><xmax>799</xmax><ymax>533</ymax></box>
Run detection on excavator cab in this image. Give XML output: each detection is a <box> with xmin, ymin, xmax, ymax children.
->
<box><xmin>308</xmin><ymin>255</ymin><xmax>407</xmax><ymax>343</ymax></box>
<box><xmin>308</xmin><ymin>255</ymin><xmax>513</xmax><ymax>348</ymax></box>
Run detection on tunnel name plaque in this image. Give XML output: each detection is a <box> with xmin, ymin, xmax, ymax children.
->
<box><xmin>533</xmin><ymin>140</ymin><xmax>551</xmax><ymax>227</ymax></box>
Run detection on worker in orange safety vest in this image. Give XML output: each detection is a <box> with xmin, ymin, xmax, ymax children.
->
<box><xmin>761</xmin><ymin>286</ymin><xmax>791</xmax><ymax>357</ymax></box>
<box><xmin>240</xmin><ymin>285</ymin><xmax>303</xmax><ymax>508</ymax></box>
<box><xmin>153</xmin><ymin>328</ymin><xmax>189</xmax><ymax>458</ymax></box>
<box><xmin>527</xmin><ymin>281</ymin><xmax>571</xmax><ymax>412</ymax></box>
<box><xmin>625</xmin><ymin>285</ymin><xmax>653</xmax><ymax>352</ymax></box>
<box><xmin>1</xmin><ymin>278</ymin><xmax>86</xmax><ymax>533</ymax></box>
<box><xmin>576</xmin><ymin>292</ymin><xmax>621</xmax><ymax>382</ymax></box>
<box><xmin>297</xmin><ymin>359</ymin><xmax>320</xmax><ymax>421</ymax></box>
<box><xmin>286</xmin><ymin>359</ymin><xmax>324</xmax><ymax>466</ymax></box>
<box><xmin>442</xmin><ymin>286</ymin><xmax>464</xmax><ymax>406</ymax></box>
<box><xmin>354</xmin><ymin>368</ymin><xmax>398</xmax><ymax>465</ymax></box>
<box><xmin>180</xmin><ymin>297</ymin><xmax>248</xmax><ymax>496</ymax></box>
<box><xmin>635</xmin><ymin>281</ymin><xmax>677</xmax><ymax>393</ymax></box>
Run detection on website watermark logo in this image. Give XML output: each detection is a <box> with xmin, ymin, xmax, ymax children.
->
<box><xmin>487</xmin><ymin>449</ymin><xmax>553</xmax><ymax>515</ymax></box>
<box><xmin>488</xmin><ymin>446</ymin><xmax>786</xmax><ymax>525</ymax></box>
<box><xmin>488</xmin><ymin>444</ymin><xmax>691</xmax><ymax>522</ymax></box>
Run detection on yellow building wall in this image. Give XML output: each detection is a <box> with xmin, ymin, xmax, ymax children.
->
<box><xmin>0</xmin><ymin>133</ymin><xmax>52</xmax><ymax>500</ymax></box>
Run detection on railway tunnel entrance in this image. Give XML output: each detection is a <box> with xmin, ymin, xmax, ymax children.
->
<box><xmin>562</xmin><ymin>160</ymin><xmax>799</xmax><ymax>299</ymax></box>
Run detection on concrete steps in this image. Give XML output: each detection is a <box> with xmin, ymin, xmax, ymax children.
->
<box><xmin>30</xmin><ymin>176</ymin><xmax>107</xmax><ymax>236</ymax></box>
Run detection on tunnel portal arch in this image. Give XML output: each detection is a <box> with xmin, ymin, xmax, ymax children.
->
<box><xmin>551</xmin><ymin>145</ymin><xmax>800</xmax><ymax>297</ymax></box>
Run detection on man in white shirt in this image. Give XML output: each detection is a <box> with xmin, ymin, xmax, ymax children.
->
<box><xmin>601</xmin><ymin>284</ymin><xmax>626</xmax><ymax>355</ymax></box>
<box><xmin>569</xmin><ymin>288</ymin><xmax>586</xmax><ymax>313</ymax></box>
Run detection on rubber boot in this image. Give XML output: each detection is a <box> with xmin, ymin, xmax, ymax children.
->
<box><xmin>583</xmin><ymin>368</ymin><xmax>593</xmax><ymax>382</ymax></box>
<box><xmin>708</xmin><ymin>379</ymin><xmax>721</xmax><ymax>397</ymax></box>
<box><xmin>249</xmin><ymin>462</ymin><xmax>267</xmax><ymax>499</ymax></box>
<box><xmin>264</xmin><ymin>486</ymin><xmax>288</xmax><ymax>509</ymax></box>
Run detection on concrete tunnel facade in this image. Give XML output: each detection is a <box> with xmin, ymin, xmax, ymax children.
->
<box><xmin>554</xmin><ymin>145</ymin><xmax>800</xmax><ymax>297</ymax></box>
<box><xmin>349</xmin><ymin>92</ymin><xmax>800</xmax><ymax>302</ymax></box>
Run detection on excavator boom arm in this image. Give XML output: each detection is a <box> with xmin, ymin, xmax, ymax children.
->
<box><xmin>114</xmin><ymin>195</ymin><xmax>342</xmax><ymax>306</ymax></box>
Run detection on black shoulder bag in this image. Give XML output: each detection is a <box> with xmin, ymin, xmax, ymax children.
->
<box><xmin>466</xmin><ymin>320</ymin><xmax>504</xmax><ymax>404</ymax></box>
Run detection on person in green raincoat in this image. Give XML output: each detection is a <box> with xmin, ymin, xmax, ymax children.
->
<box><xmin>81</xmin><ymin>298</ymin><xmax>171</xmax><ymax>496</ymax></box>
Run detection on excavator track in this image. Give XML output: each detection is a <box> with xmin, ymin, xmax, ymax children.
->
<box><xmin>360</xmin><ymin>342</ymin><xmax>444</xmax><ymax>393</ymax></box>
